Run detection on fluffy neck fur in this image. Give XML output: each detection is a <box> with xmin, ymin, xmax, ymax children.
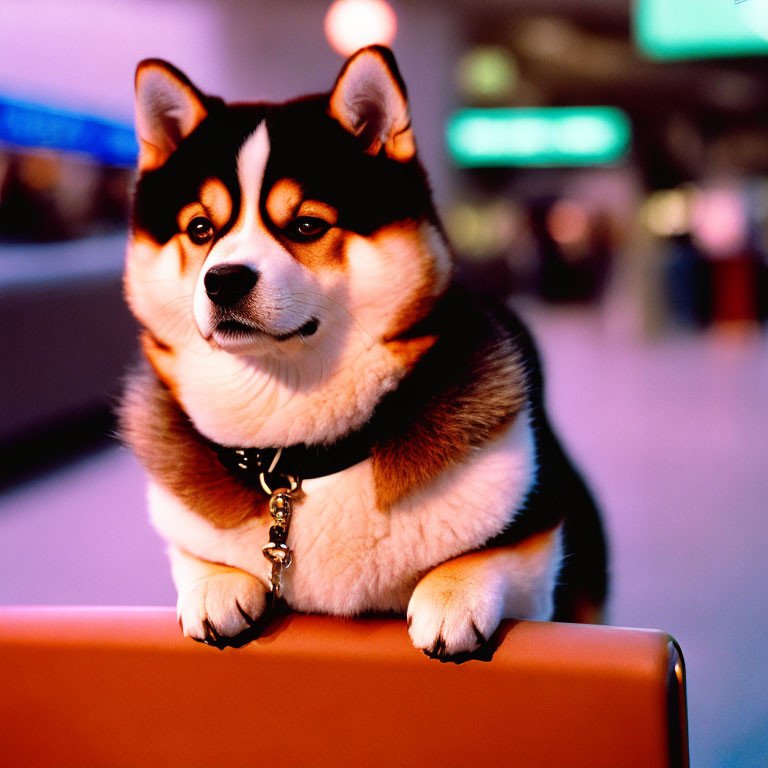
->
<box><xmin>124</xmin><ymin>283</ymin><xmax>530</xmax><ymax>528</ymax></box>
<box><xmin>170</xmin><ymin>330</ymin><xmax>422</xmax><ymax>448</ymax></box>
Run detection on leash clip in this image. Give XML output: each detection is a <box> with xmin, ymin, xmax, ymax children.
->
<box><xmin>260</xmin><ymin>458</ymin><xmax>301</xmax><ymax>607</ymax></box>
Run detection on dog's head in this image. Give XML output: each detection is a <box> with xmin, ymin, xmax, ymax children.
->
<box><xmin>126</xmin><ymin>47</ymin><xmax>451</xmax><ymax>444</ymax></box>
<box><xmin>127</xmin><ymin>46</ymin><xmax>450</xmax><ymax>354</ymax></box>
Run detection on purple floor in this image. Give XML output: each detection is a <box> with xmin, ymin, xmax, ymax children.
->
<box><xmin>1</xmin><ymin>304</ymin><xmax>766</xmax><ymax>767</ymax></box>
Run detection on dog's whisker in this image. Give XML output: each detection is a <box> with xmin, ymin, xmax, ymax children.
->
<box><xmin>298</xmin><ymin>334</ymin><xmax>326</xmax><ymax>385</ymax></box>
<box><xmin>290</xmin><ymin>292</ymin><xmax>373</xmax><ymax>343</ymax></box>
<box><xmin>154</xmin><ymin>295</ymin><xmax>194</xmax><ymax>318</ymax></box>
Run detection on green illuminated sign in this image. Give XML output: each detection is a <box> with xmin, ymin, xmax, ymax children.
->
<box><xmin>446</xmin><ymin>107</ymin><xmax>631</xmax><ymax>168</ymax></box>
<box><xmin>634</xmin><ymin>0</ymin><xmax>768</xmax><ymax>60</ymax></box>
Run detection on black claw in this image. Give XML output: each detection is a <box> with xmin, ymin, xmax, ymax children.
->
<box><xmin>423</xmin><ymin>635</ymin><xmax>448</xmax><ymax>660</ymax></box>
<box><xmin>202</xmin><ymin>617</ymin><xmax>221</xmax><ymax>646</ymax></box>
<box><xmin>235</xmin><ymin>600</ymin><xmax>258</xmax><ymax>628</ymax></box>
<box><xmin>471</xmin><ymin>620</ymin><xmax>488</xmax><ymax>647</ymax></box>
<box><xmin>421</xmin><ymin>625</ymin><xmax>497</xmax><ymax>665</ymax></box>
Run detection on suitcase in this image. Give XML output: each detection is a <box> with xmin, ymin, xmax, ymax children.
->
<box><xmin>0</xmin><ymin>606</ymin><xmax>688</xmax><ymax>767</ymax></box>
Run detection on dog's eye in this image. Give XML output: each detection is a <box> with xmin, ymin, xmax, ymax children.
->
<box><xmin>186</xmin><ymin>216</ymin><xmax>215</xmax><ymax>245</ymax></box>
<box><xmin>288</xmin><ymin>217</ymin><xmax>330</xmax><ymax>241</ymax></box>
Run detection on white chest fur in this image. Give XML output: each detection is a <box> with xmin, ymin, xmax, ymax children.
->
<box><xmin>148</xmin><ymin>410</ymin><xmax>535</xmax><ymax>616</ymax></box>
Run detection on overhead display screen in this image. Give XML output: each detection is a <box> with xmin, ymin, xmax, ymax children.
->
<box><xmin>634</xmin><ymin>0</ymin><xmax>768</xmax><ymax>60</ymax></box>
<box><xmin>446</xmin><ymin>107</ymin><xmax>631</xmax><ymax>168</ymax></box>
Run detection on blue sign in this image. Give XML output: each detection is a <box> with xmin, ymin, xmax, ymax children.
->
<box><xmin>0</xmin><ymin>96</ymin><xmax>138</xmax><ymax>167</ymax></box>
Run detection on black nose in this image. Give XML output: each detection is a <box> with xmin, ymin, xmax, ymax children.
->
<box><xmin>204</xmin><ymin>264</ymin><xmax>259</xmax><ymax>308</ymax></box>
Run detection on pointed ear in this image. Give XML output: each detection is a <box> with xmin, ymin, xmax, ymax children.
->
<box><xmin>328</xmin><ymin>46</ymin><xmax>415</xmax><ymax>162</ymax></box>
<box><xmin>134</xmin><ymin>59</ymin><xmax>209</xmax><ymax>172</ymax></box>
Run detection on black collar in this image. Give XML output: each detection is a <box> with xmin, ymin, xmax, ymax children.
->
<box><xmin>211</xmin><ymin>423</ymin><xmax>374</xmax><ymax>491</ymax></box>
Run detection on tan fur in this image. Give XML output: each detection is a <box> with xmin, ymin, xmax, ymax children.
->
<box><xmin>384</xmin><ymin>334</ymin><xmax>438</xmax><ymax>367</ymax></box>
<box><xmin>140</xmin><ymin>331</ymin><xmax>178</xmax><ymax>394</ymax></box>
<box><xmin>171</xmin><ymin>224</ymin><xmax>195</xmax><ymax>272</ymax></box>
<box><xmin>119</xmin><ymin>366</ymin><xmax>268</xmax><ymax>529</ymax></box>
<box><xmin>282</xmin><ymin>226</ymin><xmax>347</xmax><ymax>271</ymax></box>
<box><xmin>200</xmin><ymin>178</ymin><xmax>233</xmax><ymax>228</ymax></box>
<box><xmin>265</xmin><ymin>178</ymin><xmax>304</xmax><ymax>227</ymax></box>
<box><xmin>175</xmin><ymin>180</ymin><xmax>232</xmax><ymax>235</ymax></box>
<box><xmin>380</xmin><ymin>220</ymin><xmax>451</xmax><ymax>343</ymax></box>
<box><xmin>372</xmin><ymin>329</ymin><xmax>527</xmax><ymax>510</ymax></box>
<box><xmin>296</xmin><ymin>200</ymin><xmax>339</xmax><ymax>226</ymax></box>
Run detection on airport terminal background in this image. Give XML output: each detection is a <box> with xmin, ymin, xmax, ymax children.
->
<box><xmin>1</xmin><ymin>1</ymin><xmax>767</xmax><ymax>766</ymax></box>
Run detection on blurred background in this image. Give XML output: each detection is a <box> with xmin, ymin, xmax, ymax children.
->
<box><xmin>1</xmin><ymin>1</ymin><xmax>767</xmax><ymax>764</ymax></box>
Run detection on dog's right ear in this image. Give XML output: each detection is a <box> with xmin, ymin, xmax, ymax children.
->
<box><xmin>134</xmin><ymin>59</ymin><xmax>209</xmax><ymax>172</ymax></box>
<box><xmin>329</xmin><ymin>46</ymin><xmax>415</xmax><ymax>162</ymax></box>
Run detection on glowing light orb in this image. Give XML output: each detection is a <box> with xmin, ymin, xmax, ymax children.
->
<box><xmin>642</xmin><ymin>189</ymin><xmax>690</xmax><ymax>238</ymax></box>
<box><xmin>547</xmin><ymin>201</ymin><xmax>589</xmax><ymax>245</ymax></box>
<box><xmin>456</xmin><ymin>46</ymin><xmax>519</xmax><ymax>100</ymax></box>
<box><xmin>324</xmin><ymin>0</ymin><xmax>397</xmax><ymax>57</ymax></box>
<box><xmin>693</xmin><ymin>188</ymin><xmax>747</xmax><ymax>258</ymax></box>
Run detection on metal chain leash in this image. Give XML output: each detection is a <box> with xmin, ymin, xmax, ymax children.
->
<box><xmin>259</xmin><ymin>460</ymin><xmax>301</xmax><ymax>608</ymax></box>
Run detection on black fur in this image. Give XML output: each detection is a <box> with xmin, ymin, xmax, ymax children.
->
<box><xmin>487</xmin><ymin>307</ymin><xmax>609</xmax><ymax>622</ymax></box>
<box><xmin>133</xmin><ymin>95</ymin><xmax>435</xmax><ymax>246</ymax></box>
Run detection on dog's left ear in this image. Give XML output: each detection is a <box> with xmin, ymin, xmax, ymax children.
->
<box><xmin>329</xmin><ymin>46</ymin><xmax>415</xmax><ymax>162</ymax></box>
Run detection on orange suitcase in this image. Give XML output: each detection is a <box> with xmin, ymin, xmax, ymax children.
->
<box><xmin>0</xmin><ymin>607</ymin><xmax>687</xmax><ymax>767</ymax></box>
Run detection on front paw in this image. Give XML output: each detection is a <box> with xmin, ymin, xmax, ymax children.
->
<box><xmin>407</xmin><ymin>572</ymin><xmax>503</xmax><ymax>660</ymax></box>
<box><xmin>178</xmin><ymin>570</ymin><xmax>267</xmax><ymax>649</ymax></box>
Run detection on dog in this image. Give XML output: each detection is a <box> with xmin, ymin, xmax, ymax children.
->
<box><xmin>120</xmin><ymin>45</ymin><xmax>607</xmax><ymax>658</ymax></box>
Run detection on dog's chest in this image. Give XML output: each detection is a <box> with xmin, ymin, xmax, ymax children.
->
<box><xmin>150</xmin><ymin>412</ymin><xmax>534</xmax><ymax>615</ymax></box>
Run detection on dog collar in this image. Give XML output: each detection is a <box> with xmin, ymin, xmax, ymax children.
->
<box><xmin>211</xmin><ymin>428</ymin><xmax>373</xmax><ymax>492</ymax></box>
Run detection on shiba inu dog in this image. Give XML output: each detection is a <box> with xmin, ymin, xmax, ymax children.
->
<box><xmin>120</xmin><ymin>46</ymin><xmax>607</xmax><ymax>657</ymax></box>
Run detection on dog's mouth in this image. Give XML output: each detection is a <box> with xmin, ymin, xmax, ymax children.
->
<box><xmin>271</xmin><ymin>317</ymin><xmax>320</xmax><ymax>342</ymax></box>
<box><xmin>213</xmin><ymin>317</ymin><xmax>319</xmax><ymax>345</ymax></box>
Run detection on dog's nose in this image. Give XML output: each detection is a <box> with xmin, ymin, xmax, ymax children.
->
<box><xmin>204</xmin><ymin>264</ymin><xmax>259</xmax><ymax>307</ymax></box>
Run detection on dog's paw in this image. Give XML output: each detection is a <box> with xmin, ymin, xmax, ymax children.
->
<box><xmin>407</xmin><ymin>572</ymin><xmax>503</xmax><ymax>660</ymax></box>
<box><xmin>178</xmin><ymin>570</ymin><xmax>267</xmax><ymax>649</ymax></box>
